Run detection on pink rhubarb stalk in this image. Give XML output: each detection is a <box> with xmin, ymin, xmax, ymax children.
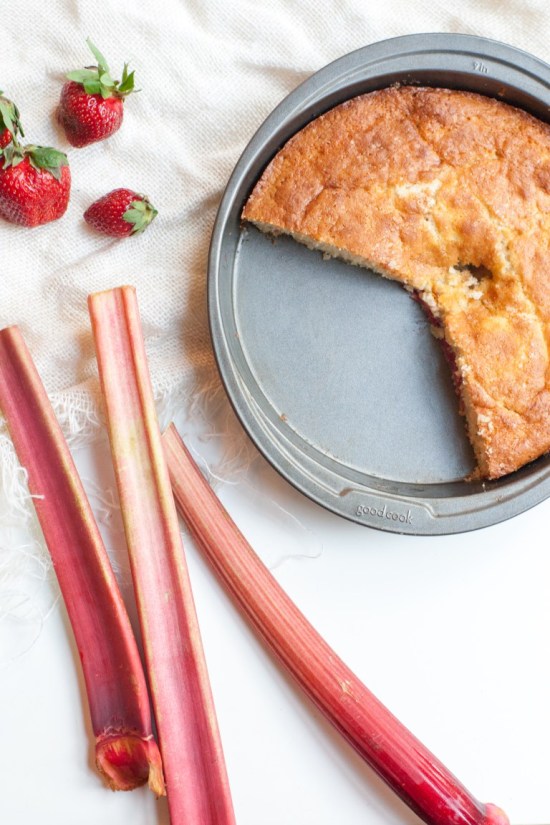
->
<box><xmin>88</xmin><ymin>286</ymin><xmax>235</xmax><ymax>825</ymax></box>
<box><xmin>0</xmin><ymin>325</ymin><xmax>164</xmax><ymax>794</ymax></box>
<box><xmin>162</xmin><ymin>423</ymin><xmax>509</xmax><ymax>825</ymax></box>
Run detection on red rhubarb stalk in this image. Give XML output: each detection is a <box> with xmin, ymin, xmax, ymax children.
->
<box><xmin>162</xmin><ymin>423</ymin><xmax>509</xmax><ymax>825</ymax></box>
<box><xmin>88</xmin><ymin>286</ymin><xmax>235</xmax><ymax>825</ymax></box>
<box><xmin>0</xmin><ymin>325</ymin><xmax>164</xmax><ymax>794</ymax></box>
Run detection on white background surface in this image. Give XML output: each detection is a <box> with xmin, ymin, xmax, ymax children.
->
<box><xmin>2</xmin><ymin>403</ymin><xmax>550</xmax><ymax>825</ymax></box>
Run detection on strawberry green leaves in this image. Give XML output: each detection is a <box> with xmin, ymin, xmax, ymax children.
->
<box><xmin>66</xmin><ymin>38</ymin><xmax>136</xmax><ymax>99</ymax></box>
<box><xmin>65</xmin><ymin>69</ymin><xmax>106</xmax><ymax>96</ymax></box>
<box><xmin>0</xmin><ymin>92</ymin><xmax>24</xmax><ymax>143</ymax></box>
<box><xmin>27</xmin><ymin>146</ymin><xmax>69</xmax><ymax>181</ymax></box>
<box><xmin>123</xmin><ymin>197</ymin><xmax>158</xmax><ymax>234</ymax></box>
<box><xmin>86</xmin><ymin>37</ymin><xmax>111</xmax><ymax>76</ymax></box>
<box><xmin>118</xmin><ymin>64</ymin><xmax>136</xmax><ymax>95</ymax></box>
<box><xmin>0</xmin><ymin>142</ymin><xmax>25</xmax><ymax>169</ymax></box>
<box><xmin>0</xmin><ymin>142</ymin><xmax>68</xmax><ymax>181</ymax></box>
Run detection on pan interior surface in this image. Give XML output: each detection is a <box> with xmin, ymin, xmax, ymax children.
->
<box><xmin>235</xmin><ymin>232</ymin><xmax>476</xmax><ymax>487</ymax></box>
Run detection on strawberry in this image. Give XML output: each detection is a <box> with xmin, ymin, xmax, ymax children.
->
<box><xmin>0</xmin><ymin>91</ymin><xmax>24</xmax><ymax>148</ymax></box>
<box><xmin>0</xmin><ymin>143</ymin><xmax>70</xmax><ymax>227</ymax></box>
<box><xmin>58</xmin><ymin>39</ymin><xmax>136</xmax><ymax>147</ymax></box>
<box><xmin>84</xmin><ymin>189</ymin><xmax>157</xmax><ymax>237</ymax></box>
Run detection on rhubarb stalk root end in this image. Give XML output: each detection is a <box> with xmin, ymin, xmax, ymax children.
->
<box><xmin>96</xmin><ymin>732</ymin><xmax>165</xmax><ymax>794</ymax></box>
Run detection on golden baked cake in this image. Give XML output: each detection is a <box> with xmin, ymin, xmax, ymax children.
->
<box><xmin>242</xmin><ymin>86</ymin><xmax>550</xmax><ymax>480</ymax></box>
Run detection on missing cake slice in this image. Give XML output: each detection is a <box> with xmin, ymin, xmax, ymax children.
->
<box><xmin>242</xmin><ymin>86</ymin><xmax>550</xmax><ymax>480</ymax></box>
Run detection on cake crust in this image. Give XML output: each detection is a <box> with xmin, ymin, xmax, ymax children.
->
<box><xmin>242</xmin><ymin>86</ymin><xmax>550</xmax><ymax>480</ymax></box>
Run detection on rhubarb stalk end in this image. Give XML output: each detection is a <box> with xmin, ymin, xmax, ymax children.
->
<box><xmin>482</xmin><ymin>804</ymin><xmax>510</xmax><ymax>825</ymax></box>
<box><xmin>95</xmin><ymin>732</ymin><xmax>165</xmax><ymax>795</ymax></box>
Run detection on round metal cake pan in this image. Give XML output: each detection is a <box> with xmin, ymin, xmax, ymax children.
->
<box><xmin>208</xmin><ymin>33</ymin><xmax>550</xmax><ymax>535</ymax></box>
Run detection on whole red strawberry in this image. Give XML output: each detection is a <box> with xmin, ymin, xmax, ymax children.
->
<box><xmin>58</xmin><ymin>39</ymin><xmax>136</xmax><ymax>148</ymax></box>
<box><xmin>84</xmin><ymin>189</ymin><xmax>157</xmax><ymax>237</ymax></box>
<box><xmin>0</xmin><ymin>143</ymin><xmax>70</xmax><ymax>227</ymax></box>
<box><xmin>0</xmin><ymin>91</ymin><xmax>24</xmax><ymax>149</ymax></box>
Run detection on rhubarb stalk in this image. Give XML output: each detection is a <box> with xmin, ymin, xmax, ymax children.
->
<box><xmin>162</xmin><ymin>423</ymin><xmax>509</xmax><ymax>825</ymax></box>
<box><xmin>0</xmin><ymin>325</ymin><xmax>164</xmax><ymax>794</ymax></box>
<box><xmin>88</xmin><ymin>286</ymin><xmax>235</xmax><ymax>825</ymax></box>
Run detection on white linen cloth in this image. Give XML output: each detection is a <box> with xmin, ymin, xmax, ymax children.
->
<box><xmin>0</xmin><ymin>0</ymin><xmax>549</xmax><ymax>621</ymax></box>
